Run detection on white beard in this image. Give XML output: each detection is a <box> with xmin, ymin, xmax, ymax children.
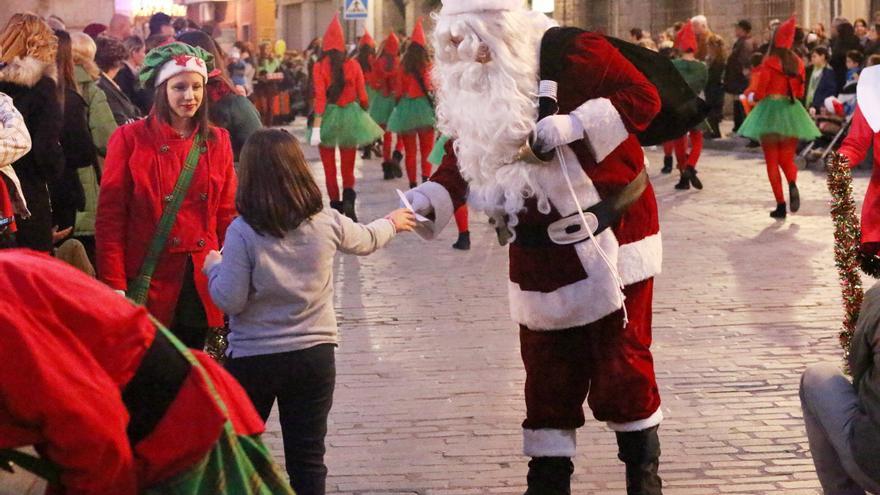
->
<box><xmin>432</xmin><ymin>10</ymin><xmax>557</xmax><ymax>225</ymax></box>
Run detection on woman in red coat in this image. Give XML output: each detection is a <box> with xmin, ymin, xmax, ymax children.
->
<box><xmin>738</xmin><ymin>16</ymin><xmax>820</xmax><ymax>218</ymax></box>
<box><xmin>311</xmin><ymin>14</ymin><xmax>383</xmax><ymax>222</ymax></box>
<box><xmin>387</xmin><ymin>19</ymin><xmax>436</xmax><ymax>189</ymax></box>
<box><xmin>96</xmin><ymin>42</ymin><xmax>237</xmax><ymax>350</ymax></box>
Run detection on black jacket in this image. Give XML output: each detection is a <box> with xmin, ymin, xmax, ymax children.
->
<box><xmin>724</xmin><ymin>35</ymin><xmax>756</xmax><ymax>94</ymax></box>
<box><xmin>50</xmin><ymin>86</ymin><xmax>98</xmax><ymax>230</ymax></box>
<box><xmin>114</xmin><ymin>64</ymin><xmax>152</xmax><ymax>115</ymax></box>
<box><xmin>98</xmin><ymin>74</ymin><xmax>142</xmax><ymax>125</ymax></box>
<box><xmin>0</xmin><ymin>57</ymin><xmax>65</xmax><ymax>252</ymax></box>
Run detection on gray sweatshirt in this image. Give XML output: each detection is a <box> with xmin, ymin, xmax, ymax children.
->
<box><xmin>206</xmin><ymin>210</ymin><xmax>396</xmax><ymax>358</ymax></box>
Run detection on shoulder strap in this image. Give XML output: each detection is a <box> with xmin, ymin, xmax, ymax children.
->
<box><xmin>127</xmin><ymin>135</ymin><xmax>204</xmax><ymax>305</ymax></box>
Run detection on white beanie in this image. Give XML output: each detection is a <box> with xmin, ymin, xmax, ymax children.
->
<box><xmin>440</xmin><ymin>0</ymin><xmax>526</xmax><ymax>15</ymax></box>
<box><xmin>154</xmin><ymin>54</ymin><xmax>208</xmax><ymax>88</ymax></box>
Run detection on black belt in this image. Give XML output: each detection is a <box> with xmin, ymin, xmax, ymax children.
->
<box><xmin>121</xmin><ymin>329</ymin><xmax>190</xmax><ymax>445</ymax></box>
<box><xmin>513</xmin><ymin>169</ymin><xmax>648</xmax><ymax>248</ymax></box>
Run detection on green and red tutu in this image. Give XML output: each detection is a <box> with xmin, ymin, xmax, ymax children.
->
<box><xmin>387</xmin><ymin>96</ymin><xmax>435</xmax><ymax>134</ymax></box>
<box><xmin>738</xmin><ymin>97</ymin><xmax>821</xmax><ymax>141</ymax></box>
<box><xmin>320</xmin><ymin>103</ymin><xmax>384</xmax><ymax>148</ymax></box>
<box><xmin>367</xmin><ymin>87</ymin><xmax>396</xmax><ymax>126</ymax></box>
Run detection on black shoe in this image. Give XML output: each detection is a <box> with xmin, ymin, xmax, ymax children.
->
<box><xmin>361</xmin><ymin>146</ymin><xmax>372</xmax><ymax>160</ymax></box>
<box><xmin>422</xmin><ymin>175</ymin><xmax>431</xmax><ymax>184</ymax></box>
<box><xmin>523</xmin><ymin>457</ymin><xmax>573</xmax><ymax>495</ymax></box>
<box><xmin>342</xmin><ymin>188</ymin><xmax>358</xmax><ymax>223</ymax></box>
<box><xmin>686</xmin><ymin>166</ymin><xmax>703</xmax><ymax>190</ymax></box>
<box><xmin>661</xmin><ymin>156</ymin><xmax>673</xmax><ymax>174</ymax></box>
<box><xmin>616</xmin><ymin>426</ymin><xmax>663</xmax><ymax>495</ymax></box>
<box><xmin>382</xmin><ymin>161</ymin><xmax>395</xmax><ymax>180</ymax></box>
<box><xmin>452</xmin><ymin>231</ymin><xmax>470</xmax><ymax>250</ymax></box>
<box><xmin>789</xmin><ymin>182</ymin><xmax>800</xmax><ymax>212</ymax></box>
<box><xmin>746</xmin><ymin>140</ymin><xmax>761</xmax><ymax>148</ymax></box>
<box><xmin>674</xmin><ymin>172</ymin><xmax>690</xmax><ymax>190</ymax></box>
<box><xmin>770</xmin><ymin>203</ymin><xmax>787</xmax><ymax>219</ymax></box>
<box><xmin>391</xmin><ymin>150</ymin><xmax>404</xmax><ymax>178</ymax></box>
<box><xmin>409</xmin><ymin>182</ymin><xmax>418</xmax><ymax>189</ymax></box>
<box><xmin>329</xmin><ymin>200</ymin><xmax>344</xmax><ymax>214</ymax></box>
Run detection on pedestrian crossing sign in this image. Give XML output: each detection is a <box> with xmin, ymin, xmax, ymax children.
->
<box><xmin>344</xmin><ymin>0</ymin><xmax>368</xmax><ymax>20</ymax></box>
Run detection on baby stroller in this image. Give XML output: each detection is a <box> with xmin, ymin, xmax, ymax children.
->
<box><xmin>797</xmin><ymin>96</ymin><xmax>853</xmax><ymax>169</ymax></box>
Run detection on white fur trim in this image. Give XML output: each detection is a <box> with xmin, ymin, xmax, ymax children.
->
<box><xmin>440</xmin><ymin>0</ymin><xmax>525</xmax><ymax>15</ymax></box>
<box><xmin>858</xmin><ymin>65</ymin><xmax>880</xmax><ymax>132</ymax></box>
<box><xmin>606</xmin><ymin>408</ymin><xmax>663</xmax><ymax>432</ymax></box>
<box><xmin>412</xmin><ymin>181</ymin><xmax>455</xmax><ymax>240</ymax></box>
<box><xmin>523</xmin><ymin>428</ymin><xmax>577</xmax><ymax>457</ymax></box>
<box><xmin>155</xmin><ymin>56</ymin><xmax>208</xmax><ymax>87</ymax></box>
<box><xmin>570</xmin><ymin>98</ymin><xmax>630</xmax><ymax>163</ymax></box>
<box><xmin>618</xmin><ymin>233</ymin><xmax>662</xmax><ymax>286</ymax></box>
<box><xmin>0</xmin><ymin>56</ymin><xmax>55</xmax><ymax>88</ymax></box>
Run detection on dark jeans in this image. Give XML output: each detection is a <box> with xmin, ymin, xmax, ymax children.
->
<box><xmin>170</xmin><ymin>257</ymin><xmax>208</xmax><ymax>350</ymax></box>
<box><xmin>226</xmin><ymin>344</ymin><xmax>336</xmax><ymax>495</ymax></box>
<box><xmin>732</xmin><ymin>98</ymin><xmax>746</xmax><ymax>132</ymax></box>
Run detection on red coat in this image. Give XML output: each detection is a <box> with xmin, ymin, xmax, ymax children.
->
<box><xmin>421</xmin><ymin>32</ymin><xmax>662</xmax><ymax>330</ymax></box>
<box><xmin>751</xmin><ymin>55</ymin><xmax>806</xmax><ymax>101</ymax></box>
<box><xmin>394</xmin><ymin>64</ymin><xmax>433</xmax><ymax>100</ymax></box>
<box><xmin>838</xmin><ymin>105</ymin><xmax>880</xmax><ymax>253</ymax></box>
<box><xmin>313</xmin><ymin>57</ymin><xmax>369</xmax><ymax>114</ymax></box>
<box><xmin>0</xmin><ymin>250</ymin><xmax>263</xmax><ymax>493</ymax></box>
<box><xmin>370</xmin><ymin>54</ymin><xmax>399</xmax><ymax>96</ymax></box>
<box><xmin>95</xmin><ymin>116</ymin><xmax>237</xmax><ymax>327</ymax></box>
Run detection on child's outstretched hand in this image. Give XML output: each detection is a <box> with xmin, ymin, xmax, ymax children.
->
<box><xmin>387</xmin><ymin>208</ymin><xmax>417</xmax><ymax>233</ymax></box>
<box><xmin>203</xmin><ymin>250</ymin><xmax>222</xmax><ymax>274</ymax></box>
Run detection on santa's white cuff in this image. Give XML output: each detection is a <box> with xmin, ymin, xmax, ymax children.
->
<box><xmin>412</xmin><ymin>181</ymin><xmax>454</xmax><ymax>240</ymax></box>
<box><xmin>523</xmin><ymin>428</ymin><xmax>577</xmax><ymax>457</ymax></box>
<box><xmin>606</xmin><ymin>408</ymin><xmax>663</xmax><ymax>432</ymax></box>
<box><xmin>570</xmin><ymin>97</ymin><xmax>629</xmax><ymax>163</ymax></box>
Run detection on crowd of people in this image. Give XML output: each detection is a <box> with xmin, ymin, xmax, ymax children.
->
<box><xmin>0</xmin><ymin>2</ymin><xmax>879</xmax><ymax>495</ymax></box>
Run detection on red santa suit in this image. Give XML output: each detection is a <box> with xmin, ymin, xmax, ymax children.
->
<box><xmin>0</xmin><ymin>250</ymin><xmax>276</xmax><ymax>493</ymax></box>
<box><xmin>416</xmin><ymin>30</ymin><xmax>663</xmax><ymax>456</ymax></box>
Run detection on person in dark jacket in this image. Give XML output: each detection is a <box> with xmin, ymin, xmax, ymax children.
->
<box><xmin>176</xmin><ymin>30</ymin><xmax>262</xmax><ymax>162</ymax></box>
<box><xmin>804</xmin><ymin>46</ymin><xmax>838</xmax><ymax>112</ymax></box>
<box><xmin>50</xmin><ymin>30</ymin><xmax>98</xmax><ymax>234</ymax></box>
<box><xmin>831</xmin><ymin>22</ymin><xmax>864</xmax><ymax>92</ymax></box>
<box><xmin>95</xmin><ymin>36</ymin><xmax>142</xmax><ymax>125</ymax></box>
<box><xmin>115</xmin><ymin>35</ymin><xmax>152</xmax><ymax>114</ymax></box>
<box><xmin>724</xmin><ymin>19</ymin><xmax>756</xmax><ymax>132</ymax></box>
<box><xmin>0</xmin><ymin>14</ymin><xmax>66</xmax><ymax>253</ymax></box>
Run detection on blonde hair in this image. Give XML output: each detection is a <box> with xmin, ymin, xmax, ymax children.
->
<box><xmin>70</xmin><ymin>32</ymin><xmax>100</xmax><ymax>79</ymax></box>
<box><xmin>0</xmin><ymin>13</ymin><xmax>57</xmax><ymax>64</ymax></box>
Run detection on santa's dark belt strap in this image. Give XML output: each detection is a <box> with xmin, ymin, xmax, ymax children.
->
<box><xmin>121</xmin><ymin>329</ymin><xmax>191</xmax><ymax>445</ymax></box>
<box><xmin>513</xmin><ymin>169</ymin><xmax>648</xmax><ymax>248</ymax></box>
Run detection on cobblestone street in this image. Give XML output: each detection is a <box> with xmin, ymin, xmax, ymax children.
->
<box><xmin>1</xmin><ymin>130</ymin><xmax>871</xmax><ymax>494</ymax></box>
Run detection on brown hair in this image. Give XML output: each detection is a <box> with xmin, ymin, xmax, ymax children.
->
<box><xmin>402</xmin><ymin>43</ymin><xmax>428</xmax><ymax>77</ymax></box>
<box><xmin>94</xmin><ymin>36</ymin><xmax>128</xmax><ymax>72</ymax></box>
<box><xmin>54</xmin><ymin>30</ymin><xmax>76</xmax><ymax>104</ymax></box>
<box><xmin>236</xmin><ymin>129</ymin><xmax>323</xmax><ymax>237</ymax></box>
<box><xmin>152</xmin><ymin>78</ymin><xmax>212</xmax><ymax>140</ymax></box>
<box><xmin>770</xmin><ymin>47</ymin><xmax>800</xmax><ymax>78</ymax></box>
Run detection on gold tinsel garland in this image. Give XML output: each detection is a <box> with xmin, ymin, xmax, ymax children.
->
<box><xmin>826</xmin><ymin>151</ymin><xmax>864</xmax><ymax>360</ymax></box>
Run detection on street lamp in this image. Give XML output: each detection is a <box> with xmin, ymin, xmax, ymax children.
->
<box><xmin>531</xmin><ymin>0</ymin><xmax>554</xmax><ymax>13</ymax></box>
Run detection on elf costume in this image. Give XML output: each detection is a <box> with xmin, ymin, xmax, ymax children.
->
<box><xmin>371</xmin><ymin>33</ymin><xmax>405</xmax><ymax>180</ymax></box>
<box><xmin>669</xmin><ymin>21</ymin><xmax>707</xmax><ymax>190</ymax></box>
<box><xmin>387</xmin><ymin>19</ymin><xmax>436</xmax><ymax>188</ymax></box>
<box><xmin>427</xmin><ymin>134</ymin><xmax>469</xmax><ymax>250</ymax></box>
<box><xmin>313</xmin><ymin>14</ymin><xmax>383</xmax><ymax>221</ymax></box>
<box><xmin>738</xmin><ymin>16</ymin><xmax>819</xmax><ymax>218</ymax></box>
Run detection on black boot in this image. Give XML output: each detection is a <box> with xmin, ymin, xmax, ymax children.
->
<box><xmin>770</xmin><ymin>202</ymin><xmax>787</xmax><ymax>219</ymax></box>
<box><xmin>382</xmin><ymin>161</ymin><xmax>395</xmax><ymax>180</ymax></box>
<box><xmin>452</xmin><ymin>231</ymin><xmax>470</xmax><ymax>250</ymax></box>
<box><xmin>409</xmin><ymin>181</ymin><xmax>418</xmax><ymax>189</ymax></box>
<box><xmin>661</xmin><ymin>156</ymin><xmax>673</xmax><ymax>174</ymax></box>
<box><xmin>422</xmin><ymin>175</ymin><xmax>431</xmax><ymax>184</ymax></box>
<box><xmin>686</xmin><ymin>166</ymin><xmax>703</xmax><ymax>190</ymax></box>
<box><xmin>616</xmin><ymin>426</ymin><xmax>663</xmax><ymax>495</ymax></box>
<box><xmin>674</xmin><ymin>171</ymin><xmax>690</xmax><ymax>190</ymax></box>
<box><xmin>342</xmin><ymin>189</ymin><xmax>358</xmax><ymax>223</ymax></box>
<box><xmin>361</xmin><ymin>146</ymin><xmax>372</xmax><ymax>160</ymax></box>
<box><xmin>789</xmin><ymin>181</ymin><xmax>800</xmax><ymax>212</ymax></box>
<box><xmin>523</xmin><ymin>457</ymin><xmax>573</xmax><ymax>495</ymax></box>
<box><xmin>329</xmin><ymin>200</ymin><xmax>344</xmax><ymax>214</ymax></box>
<box><xmin>392</xmin><ymin>150</ymin><xmax>404</xmax><ymax>178</ymax></box>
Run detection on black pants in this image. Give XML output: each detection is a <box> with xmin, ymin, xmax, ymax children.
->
<box><xmin>226</xmin><ymin>344</ymin><xmax>336</xmax><ymax>495</ymax></box>
<box><xmin>732</xmin><ymin>98</ymin><xmax>746</xmax><ymax>132</ymax></box>
<box><xmin>170</xmin><ymin>257</ymin><xmax>208</xmax><ymax>350</ymax></box>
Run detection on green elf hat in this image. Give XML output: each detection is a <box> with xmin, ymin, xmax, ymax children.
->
<box><xmin>139</xmin><ymin>42</ymin><xmax>215</xmax><ymax>89</ymax></box>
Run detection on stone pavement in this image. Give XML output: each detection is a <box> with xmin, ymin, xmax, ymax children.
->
<box><xmin>0</xmin><ymin>127</ymin><xmax>871</xmax><ymax>494</ymax></box>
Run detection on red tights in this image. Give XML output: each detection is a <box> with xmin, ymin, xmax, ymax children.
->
<box><xmin>760</xmin><ymin>137</ymin><xmax>798</xmax><ymax>204</ymax></box>
<box><xmin>673</xmin><ymin>130</ymin><xmax>703</xmax><ymax>169</ymax></box>
<box><xmin>400</xmin><ymin>129</ymin><xmax>435</xmax><ymax>183</ymax></box>
<box><xmin>381</xmin><ymin>125</ymin><xmax>404</xmax><ymax>161</ymax></box>
<box><xmin>319</xmin><ymin>146</ymin><xmax>357</xmax><ymax>201</ymax></box>
<box><xmin>454</xmin><ymin>205</ymin><xmax>469</xmax><ymax>234</ymax></box>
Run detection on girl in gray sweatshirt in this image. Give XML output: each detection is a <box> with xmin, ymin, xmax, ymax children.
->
<box><xmin>203</xmin><ymin>129</ymin><xmax>415</xmax><ymax>493</ymax></box>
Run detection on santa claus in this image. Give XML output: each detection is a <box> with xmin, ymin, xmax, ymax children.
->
<box><xmin>404</xmin><ymin>1</ymin><xmax>665</xmax><ymax>493</ymax></box>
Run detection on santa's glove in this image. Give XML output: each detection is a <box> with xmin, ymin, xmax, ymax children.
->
<box><xmin>535</xmin><ymin>114</ymin><xmax>585</xmax><ymax>153</ymax></box>
<box><xmin>401</xmin><ymin>188</ymin><xmax>433</xmax><ymax>217</ymax></box>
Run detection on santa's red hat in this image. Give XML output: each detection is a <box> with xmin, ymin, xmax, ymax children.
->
<box><xmin>774</xmin><ymin>15</ymin><xmax>797</xmax><ymax>49</ymax></box>
<box><xmin>410</xmin><ymin>18</ymin><xmax>426</xmax><ymax>47</ymax></box>
<box><xmin>383</xmin><ymin>32</ymin><xmax>400</xmax><ymax>56</ymax></box>
<box><xmin>675</xmin><ymin>21</ymin><xmax>697</xmax><ymax>53</ymax></box>
<box><xmin>440</xmin><ymin>0</ymin><xmax>523</xmax><ymax>15</ymax></box>
<box><xmin>359</xmin><ymin>29</ymin><xmax>375</xmax><ymax>48</ymax></box>
<box><xmin>323</xmin><ymin>14</ymin><xmax>345</xmax><ymax>53</ymax></box>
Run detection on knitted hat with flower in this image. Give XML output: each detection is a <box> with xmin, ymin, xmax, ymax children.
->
<box><xmin>139</xmin><ymin>42</ymin><xmax>214</xmax><ymax>89</ymax></box>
